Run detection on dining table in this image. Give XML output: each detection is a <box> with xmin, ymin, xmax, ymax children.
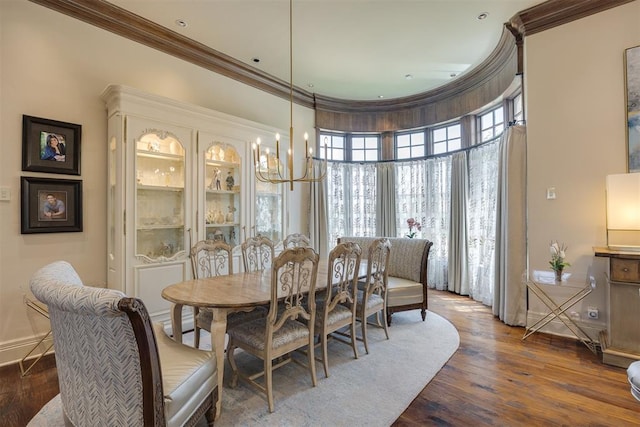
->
<box><xmin>161</xmin><ymin>260</ymin><xmax>367</xmax><ymax>418</ymax></box>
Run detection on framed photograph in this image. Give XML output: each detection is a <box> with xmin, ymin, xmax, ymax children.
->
<box><xmin>22</xmin><ymin>115</ymin><xmax>81</xmax><ymax>175</ymax></box>
<box><xmin>21</xmin><ymin>177</ymin><xmax>83</xmax><ymax>234</ymax></box>
<box><xmin>625</xmin><ymin>45</ymin><xmax>640</xmax><ymax>172</ymax></box>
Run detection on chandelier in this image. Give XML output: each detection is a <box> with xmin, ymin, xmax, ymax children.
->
<box><xmin>251</xmin><ymin>0</ymin><xmax>327</xmax><ymax>191</ymax></box>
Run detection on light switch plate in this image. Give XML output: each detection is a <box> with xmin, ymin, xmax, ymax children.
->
<box><xmin>0</xmin><ymin>187</ymin><xmax>10</xmax><ymax>201</ymax></box>
<box><xmin>546</xmin><ymin>187</ymin><xmax>556</xmax><ymax>200</ymax></box>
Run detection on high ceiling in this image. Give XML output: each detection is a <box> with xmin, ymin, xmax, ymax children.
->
<box><xmin>108</xmin><ymin>0</ymin><xmax>545</xmax><ymax>101</ymax></box>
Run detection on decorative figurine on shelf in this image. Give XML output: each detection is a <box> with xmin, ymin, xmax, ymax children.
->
<box><xmin>213</xmin><ymin>168</ymin><xmax>222</xmax><ymax>190</ymax></box>
<box><xmin>213</xmin><ymin>229</ymin><xmax>225</xmax><ymax>242</ymax></box>
<box><xmin>229</xmin><ymin>228</ymin><xmax>236</xmax><ymax>246</ymax></box>
<box><xmin>226</xmin><ymin>205</ymin><xmax>236</xmax><ymax>223</ymax></box>
<box><xmin>147</xmin><ymin>141</ymin><xmax>160</xmax><ymax>152</ymax></box>
<box><xmin>205</xmin><ymin>210</ymin><xmax>214</xmax><ymax>224</ymax></box>
<box><xmin>213</xmin><ymin>209</ymin><xmax>225</xmax><ymax>224</ymax></box>
<box><xmin>226</xmin><ymin>171</ymin><xmax>235</xmax><ymax>191</ymax></box>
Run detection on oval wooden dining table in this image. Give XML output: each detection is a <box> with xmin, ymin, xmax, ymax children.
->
<box><xmin>161</xmin><ymin>261</ymin><xmax>366</xmax><ymax>419</ymax></box>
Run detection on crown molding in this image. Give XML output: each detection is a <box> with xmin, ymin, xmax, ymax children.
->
<box><xmin>27</xmin><ymin>0</ymin><xmax>315</xmax><ymax>109</ymax></box>
<box><xmin>507</xmin><ymin>0</ymin><xmax>635</xmax><ymax>37</ymax></box>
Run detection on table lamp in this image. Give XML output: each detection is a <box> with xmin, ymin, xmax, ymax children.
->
<box><xmin>606</xmin><ymin>172</ymin><xmax>640</xmax><ymax>251</ymax></box>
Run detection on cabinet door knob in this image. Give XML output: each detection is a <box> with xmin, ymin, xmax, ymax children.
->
<box><xmin>623</xmin><ymin>267</ymin><xmax>630</xmax><ymax>272</ymax></box>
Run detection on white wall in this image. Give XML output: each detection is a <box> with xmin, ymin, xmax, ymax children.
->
<box><xmin>525</xmin><ymin>2</ymin><xmax>640</xmax><ymax>335</ymax></box>
<box><xmin>0</xmin><ymin>1</ymin><xmax>312</xmax><ymax>365</ymax></box>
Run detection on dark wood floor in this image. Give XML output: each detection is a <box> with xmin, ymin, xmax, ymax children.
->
<box><xmin>1</xmin><ymin>290</ymin><xmax>638</xmax><ymax>426</ymax></box>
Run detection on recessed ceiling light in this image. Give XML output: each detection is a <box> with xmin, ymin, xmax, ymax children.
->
<box><xmin>405</xmin><ymin>74</ymin><xmax>413</xmax><ymax>80</ymax></box>
<box><xmin>307</xmin><ymin>83</ymin><xmax>314</xmax><ymax>88</ymax></box>
<box><xmin>175</xmin><ymin>19</ymin><xmax>187</xmax><ymax>27</ymax></box>
<box><xmin>378</xmin><ymin>95</ymin><xmax>384</xmax><ymax>99</ymax></box>
<box><xmin>477</xmin><ymin>12</ymin><xmax>488</xmax><ymax>20</ymax></box>
<box><xmin>252</xmin><ymin>57</ymin><xmax>260</xmax><ymax>63</ymax></box>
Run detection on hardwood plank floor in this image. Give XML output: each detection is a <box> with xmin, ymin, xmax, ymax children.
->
<box><xmin>1</xmin><ymin>290</ymin><xmax>638</xmax><ymax>426</ymax></box>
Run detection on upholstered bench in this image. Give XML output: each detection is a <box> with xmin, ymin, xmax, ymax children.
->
<box><xmin>337</xmin><ymin>237</ymin><xmax>433</xmax><ymax>325</ymax></box>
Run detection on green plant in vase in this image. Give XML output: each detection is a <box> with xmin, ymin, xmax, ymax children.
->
<box><xmin>549</xmin><ymin>241</ymin><xmax>570</xmax><ymax>282</ymax></box>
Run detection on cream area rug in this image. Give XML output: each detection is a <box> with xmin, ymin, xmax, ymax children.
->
<box><xmin>28</xmin><ymin>311</ymin><xmax>459</xmax><ymax>427</ymax></box>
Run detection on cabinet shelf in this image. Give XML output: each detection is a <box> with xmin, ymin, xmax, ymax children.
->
<box><xmin>137</xmin><ymin>150</ymin><xmax>183</xmax><ymax>161</ymax></box>
<box><xmin>206</xmin><ymin>189</ymin><xmax>239</xmax><ymax>195</ymax></box>
<box><xmin>205</xmin><ymin>222</ymin><xmax>239</xmax><ymax>227</ymax></box>
<box><xmin>137</xmin><ymin>224</ymin><xmax>184</xmax><ymax>230</ymax></box>
<box><xmin>206</xmin><ymin>159</ymin><xmax>239</xmax><ymax>168</ymax></box>
<box><xmin>137</xmin><ymin>184</ymin><xmax>183</xmax><ymax>192</ymax></box>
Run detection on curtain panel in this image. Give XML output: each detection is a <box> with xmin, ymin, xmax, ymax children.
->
<box><xmin>493</xmin><ymin>125</ymin><xmax>527</xmax><ymax>326</ymax></box>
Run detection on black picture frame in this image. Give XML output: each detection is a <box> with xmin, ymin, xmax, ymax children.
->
<box><xmin>21</xmin><ymin>177</ymin><xmax>83</xmax><ymax>234</ymax></box>
<box><xmin>22</xmin><ymin>115</ymin><xmax>81</xmax><ymax>175</ymax></box>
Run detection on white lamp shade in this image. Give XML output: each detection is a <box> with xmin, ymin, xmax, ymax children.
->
<box><xmin>606</xmin><ymin>173</ymin><xmax>640</xmax><ymax>230</ymax></box>
<box><xmin>606</xmin><ymin>173</ymin><xmax>640</xmax><ymax>251</ymax></box>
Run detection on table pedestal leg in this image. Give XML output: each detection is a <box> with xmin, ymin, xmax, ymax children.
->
<box><xmin>210</xmin><ymin>308</ymin><xmax>228</xmax><ymax>420</ymax></box>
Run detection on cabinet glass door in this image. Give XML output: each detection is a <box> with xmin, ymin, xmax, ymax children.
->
<box><xmin>135</xmin><ymin>131</ymin><xmax>186</xmax><ymax>261</ymax></box>
<box><xmin>255</xmin><ymin>152</ymin><xmax>283</xmax><ymax>242</ymax></box>
<box><xmin>204</xmin><ymin>142</ymin><xmax>241</xmax><ymax>247</ymax></box>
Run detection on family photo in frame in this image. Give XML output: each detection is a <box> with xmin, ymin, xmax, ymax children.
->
<box><xmin>22</xmin><ymin>115</ymin><xmax>81</xmax><ymax>175</ymax></box>
<box><xmin>21</xmin><ymin>177</ymin><xmax>83</xmax><ymax>234</ymax></box>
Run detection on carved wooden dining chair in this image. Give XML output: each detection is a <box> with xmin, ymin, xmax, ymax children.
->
<box><xmin>355</xmin><ymin>237</ymin><xmax>391</xmax><ymax>354</ymax></box>
<box><xmin>190</xmin><ymin>239</ymin><xmax>264</xmax><ymax>349</ymax></box>
<box><xmin>315</xmin><ymin>241</ymin><xmax>362</xmax><ymax>377</ymax></box>
<box><xmin>226</xmin><ymin>247</ymin><xmax>320</xmax><ymax>413</ymax></box>
<box><xmin>283</xmin><ymin>233</ymin><xmax>311</xmax><ymax>248</ymax></box>
<box><xmin>190</xmin><ymin>240</ymin><xmax>232</xmax><ymax>348</ymax></box>
<box><xmin>241</xmin><ymin>235</ymin><xmax>276</xmax><ymax>272</ymax></box>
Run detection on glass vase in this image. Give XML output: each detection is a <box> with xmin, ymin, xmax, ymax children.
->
<box><xmin>554</xmin><ymin>268</ymin><xmax>563</xmax><ymax>282</ymax></box>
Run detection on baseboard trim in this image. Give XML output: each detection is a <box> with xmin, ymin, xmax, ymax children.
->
<box><xmin>0</xmin><ymin>334</ymin><xmax>54</xmax><ymax>368</ymax></box>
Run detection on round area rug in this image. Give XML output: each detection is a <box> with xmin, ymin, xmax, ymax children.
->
<box><xmin>28</xmin><ymin>310</ymin><xmax>459</xmax><ymax>427</ymax></box>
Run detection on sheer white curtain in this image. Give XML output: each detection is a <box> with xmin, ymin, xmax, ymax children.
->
<box><xmin>394</xmin><ymin>157</ymin><xmax>450</xmax><ymax>289</ymax></box>
<box><xmin>467</xmin><ymin>139</ymin><xmax>499</xmax><ymax>305</ymax></box>
<box><xmin>326</xmin><ymin>162</ymin><xmax>377</xmax><ymax>245</ymax></box>
<box><xmin>422</xmin><ymin>156</ymin><xmax>452</xmax><ymax>290</ymax></box>
<box><xmin>395</xmin><ymin>160</ymin><xmax>427</xmax><ymax>238</ymax></box>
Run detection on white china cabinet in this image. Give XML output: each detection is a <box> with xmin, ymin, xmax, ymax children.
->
<box><xmin>103</xmin><ymin>85</ymin><xmax>286</xmax><ymax>321</ymax></box>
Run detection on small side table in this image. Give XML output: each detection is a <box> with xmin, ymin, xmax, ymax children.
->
<box><xmin>20</xmin><ymin>296</ymin><xmax>52</xmax><ymax>376</ymax></box>
<box><xmin>523</xmin><ymin>272</ymin><xmax>597</xmax><ymax>355</ymax></box>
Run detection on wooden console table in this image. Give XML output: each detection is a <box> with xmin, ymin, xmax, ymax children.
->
<box><xmin>594</xmin><ymin>247</ymin><xmax>640</xmax><ymax>368</ymax></box>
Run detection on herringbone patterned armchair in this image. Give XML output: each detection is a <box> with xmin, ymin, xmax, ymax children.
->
<box><xmin>30</xmin><ymin>261</ymin><xmax>218</xmax><ymax>426</ymax></box>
